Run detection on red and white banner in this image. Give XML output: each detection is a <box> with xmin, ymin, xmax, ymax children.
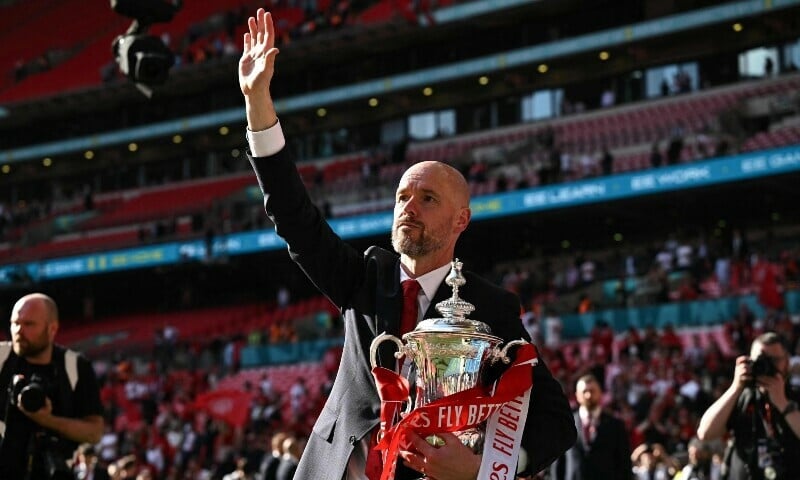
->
<box><xmin>193</xmin><ymin>389</ymin><xmax>253</xmax><ymax>427</ymax></box>
<box><xmin>372</xmin><ymin>343</ymin><xmax>537</xmax><ymax>480</ymax></box>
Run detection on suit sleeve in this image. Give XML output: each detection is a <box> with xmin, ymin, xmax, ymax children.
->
<box><xmin>524</xmin><ymin>352</ymin><xmax>578</xmax><ymax>474</ymax></box>
<box><xmin>248</xmin><ymin>150</ymin><xmax>367</xmax><ymax>308</ymax></box>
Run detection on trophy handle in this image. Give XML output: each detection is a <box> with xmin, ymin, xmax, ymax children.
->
<box><xmin>491</xmin><ymin>339</ymin><xmax>530</xmax><ymax>364</ymax></box>
<box><xmin>369</xmin><ymin>332</ymin><xmax>407</xmax><ymax>369</ymax></box>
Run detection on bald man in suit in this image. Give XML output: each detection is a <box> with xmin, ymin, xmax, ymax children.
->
<box><xmin>239</xmin><ymin>9</ymin><xmax>576</xmax><ymax>479</ymax></box>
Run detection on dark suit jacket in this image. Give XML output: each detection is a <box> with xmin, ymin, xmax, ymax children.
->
<box><xmin>260</xmin><ymin>453</ymin><xmax>280</xmax><ymax>480</ymax></box>
<box><xmin>551</xmin><ymin>410</ymin><xmax>632</xmax><ymax>480</ymax></box>
<box><xmin>276</xmin><ymin>457</ymin><xmax>298</xmax><ymax>480</ymax></box>
<box><xmin>248</xmin><ymin>149</ymin><xmax>576</xmax><ymax>480</ymax></box>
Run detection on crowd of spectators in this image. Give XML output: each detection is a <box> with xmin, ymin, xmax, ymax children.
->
<box><xmin>69</xmin><ymin>296</ymin><xmax>799</xmax><ymax>479</ymax></box>
<box><xmin>51</xmin><ymin>222</ymin><xmax>798</xmax><ymax>479</ymax></box>
<box><xmin>492</xmin><ymin>228</ymin><xmax>798</xmax><ymax>321</ymax></box>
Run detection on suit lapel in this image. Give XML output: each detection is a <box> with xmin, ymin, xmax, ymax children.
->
<box><xmin>423</xmin><ymin>282</ymin><xmax>450</xmax><ymax>319</ymax></box>
<box><xmin>374</xmin><ymin>261</ymin><xmax>403</xmax><ymax>369</ymax></box>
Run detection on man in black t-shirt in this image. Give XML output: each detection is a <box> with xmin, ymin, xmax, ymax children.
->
<box><xmin>0</xmin><ymin>293</ymin><xmax>104</xmax><ymax>479</ymax></box>
<box><xmin>697</xmin><ymin>332</ymin><xmax>800</xmax><ymax>480</ymax></box>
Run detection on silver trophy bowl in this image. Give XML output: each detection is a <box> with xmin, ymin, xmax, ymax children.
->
<box><xmin>370</xmin><ymin>259</ymin><xmax>525</xmax><ymax>452</ymax></box>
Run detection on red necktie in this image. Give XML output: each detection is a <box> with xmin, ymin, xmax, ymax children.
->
<box><xmin>400</xmin><ymin>279</ymin><xmax>421</xmax><ymax>335</ymax></box>
<box><xmin>582</xmin><ymin>419</ymin><xmax>593</xmax><ymax>445</ymax></box>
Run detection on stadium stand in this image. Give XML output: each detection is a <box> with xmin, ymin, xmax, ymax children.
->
<box><xmin>1</xmin><ymin>0</ymin><xmax>799</xmax><ymax>478</ymax></box>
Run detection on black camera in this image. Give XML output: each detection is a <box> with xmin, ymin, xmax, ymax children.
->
<box><xmin>749</xmin><ymin>354</ymin><xmax>778</xmax><ymax>379</ymax></box>
<box><xmin>8</xmin><ymin>374</ymin><xmax>49</xmax><ymax>412</ymax></box>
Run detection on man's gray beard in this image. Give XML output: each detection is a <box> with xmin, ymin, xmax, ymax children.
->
<box><xmin>391</xmin><ymin>229</ymin><xmax>441</xmax><ymax>258</ymax></box>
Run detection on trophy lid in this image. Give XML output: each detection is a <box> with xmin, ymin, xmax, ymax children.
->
<box><xmin>404</xmin><ymin>259</ymin><xmax>498</xmax><ymax>339</ymax></box>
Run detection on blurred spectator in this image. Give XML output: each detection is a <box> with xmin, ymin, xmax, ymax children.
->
<box><xmin>674</xmin><ymin>70</ymin><xmax>692</xmax><ymax>93</ymax></box>
<box><xmin>577</xmin><ymin>294</ymin><xmax>594</xmax><ymax>315</ymax></box>
<box><xmin>677</xmin><ymin>437</ymin><xmax>718</xmax><ymax>480</ymax></box>
<box><xmin>601</xmin><ymin>148</ymin><xmax>614</xmax><ymax>175</ymax></box>
<box><xmin>765</xmin><ymin>57</ymin><xmax>775</xmax><ymax>76</ymax></box>
<box><xmin>659</xmin><ymin>323</ymin><xmax>683</xmax><ymax>354</ymax></box>
<box><xmin>631</xmin><ymin>443</ymin><xmax>679</xmax><ymax>480</ymax></box>
<box><xmin>74</xmin><ymin>444</ymin><xmax>111</xmax><ymax>480</ymax></box>
<box><xmin>589</xmin><ymin>320</ymin><xmax>614</xmax><ymax>362</ymax></box>
<box><xmin>666</xmin><ymin>131</ymin><xmax>684</xmax><ymax>165</ymax></box>
<box><xmin>551</xmin><ymin>374</ymin><xmax>632</xmax><ymax>480</ymax></box>
<box><xmin>650</xmin><ymin>141</ymin><xmax>663</xmax><ymax>168</ymax></box>
<box><xmin>260</xmin><ymin>432</ymin><xmax>288</xmax><ymax>480</ymax></box>
<box><xmin>276</xmin><ymin>436</ymin><xmax>303</xmax><ymax>480</ymax></box>
<box><xmin>277</xmin><ymin>286</ymin><xmax>291</xmax><ymax>309</ymax></box>
<box><xmin>222</xmin><ymin>457</ymin><xmax>253</xmax><ymax>480</ymax></box>
<box><xmin>544</xmin><ymin>310</ymin><xmax>563</xmax><ymax>349</ymax></box>
<box><xmin>684</xmin><ymin>334</ymin><xmax>706</xmax><ymax>372</ymax></box>
<box><xmin>289</xmin><ymin>377</ymin><xmax>308</xmax><ymax>417</ymax></box>
<box><xmin>601</xmin><ymin>88</ymin><xmax>616</xmax><ymax>108</ymax></box>
<box><xmin>521</xmin><ymin>309</ymin><xmax>539</xmax><ymax>345</ymax></box>
<box><xmin>677</xmin><ymin>276</ymin><xmax>699</xmax><ymax>301</ymax></box>
<box><xmin>660</xmin><ymin>78</ymin><xmax>671</xmax><ymax>96</ymax></box>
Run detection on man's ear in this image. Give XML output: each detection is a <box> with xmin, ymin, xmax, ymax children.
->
<box><xmin>48</xmin><ymin>320</ymin><xmax>59</xmax><ymax>340</ymax></box>
<box><xmin>454</xmin><ymin>207</ymin><xmax>471</xmax><ymax>233</ymax></box>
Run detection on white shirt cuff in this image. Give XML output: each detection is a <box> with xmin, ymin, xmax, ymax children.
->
<box><xmin>247</xmin><ymin>121</ymin><xmax>286</xmax><ymax>157</ymax></box>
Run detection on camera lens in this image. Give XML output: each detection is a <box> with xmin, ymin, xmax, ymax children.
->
<box><xmin>20</xmin><ymin>384</ymin><xmax>46</xmax><ymax>411</ymax></box>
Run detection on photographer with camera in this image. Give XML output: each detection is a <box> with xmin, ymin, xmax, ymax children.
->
<box><xmin>0</xmin><ymin>293</ymin><xmax>104</xmax><ymax>479</ymax></box>
<box><xmin>697</xmin><ymin>332</ymin><xmax>800</xmax><ymax>479</ymax></box>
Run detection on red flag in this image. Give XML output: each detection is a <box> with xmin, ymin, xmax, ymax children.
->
<box><xmin>193</xmin><ymin>389</ymin><xmax>252</xmax><ymax>427</ymax></box>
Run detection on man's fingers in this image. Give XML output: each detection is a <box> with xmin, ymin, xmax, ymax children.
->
<box><xmin>248</xmin><ymin>14</ymin><xmax>257</xmax><ymax>38</ymax></box>
<box><xmin>266</xmin><ymin>11</ymin><xmax>275</xmax><ymax>49</ymax></box>
<box><xmin>257</xmin><ymin>9</ymin><xmax>267</xmax><ymax>44</ymax></box>
<box><xmin>243</xmin><ymin>32</ymin><xmax>251</xmax><ymax>56</ymax></box>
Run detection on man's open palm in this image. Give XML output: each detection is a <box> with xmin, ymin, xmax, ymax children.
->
<box><xmin>239</xmin><ymin>8</ymin><xmax>279</xmax><ymax>97</ymax></box>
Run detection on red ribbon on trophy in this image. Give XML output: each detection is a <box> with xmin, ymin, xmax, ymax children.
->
<box><xmin>371</xmin><ymin>343</ymin><xmax>538</xmax><ymax>480</ymax></box>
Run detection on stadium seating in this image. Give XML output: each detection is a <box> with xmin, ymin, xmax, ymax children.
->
<box><xmin>741</xmin><ymin>124</ymin><xmax>800</xmax><ymax>152</ymax></box>
<box><xmin>0</xmin><ymin>0</ymin><xmax>127</xmax><ymax>102</ymax></box>
<box><xmin>79</xmin><ymin>173</ymin><xmax>253</xmax><ymax>230</ymax></box>
<box><xmin>0</xmin><ymin>0</ymin><xmax>384</xmax><ymax>103</ymax></box>
<box><xmin>404</xmin><ymin>72</ymin><xmax>800</xmax><ymax>172</ymax></box>
<box><xmin>4</xmin><ymin>72</ymin><xmax>799</xmax><ymax>261</ymax></box>
<box><xmin>57</xmin><ymin>294</ymin><xmax>338</xmax><ymax>357</ymax></box>
<box><xmin>216</xmin><ymin>361</ymin><xmax>328</xmax><ymax>394</ymax></box>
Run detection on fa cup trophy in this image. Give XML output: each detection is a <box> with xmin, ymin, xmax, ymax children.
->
<box><xmin>370</xmin><ymin>259</ymin><xmax>528</xmax><ymax>453</ymax></box>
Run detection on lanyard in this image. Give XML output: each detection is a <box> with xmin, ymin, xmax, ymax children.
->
<box><xmin>758</xmin><ymin>398</ymin><xmax>776</xmax><ymax>439</ymax></box>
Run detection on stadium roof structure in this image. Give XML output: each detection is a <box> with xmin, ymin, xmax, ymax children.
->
<box><xmin>2</xmin><ymin>0</ymin><xmax>800</xmax><ymax>164</ymax></box>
